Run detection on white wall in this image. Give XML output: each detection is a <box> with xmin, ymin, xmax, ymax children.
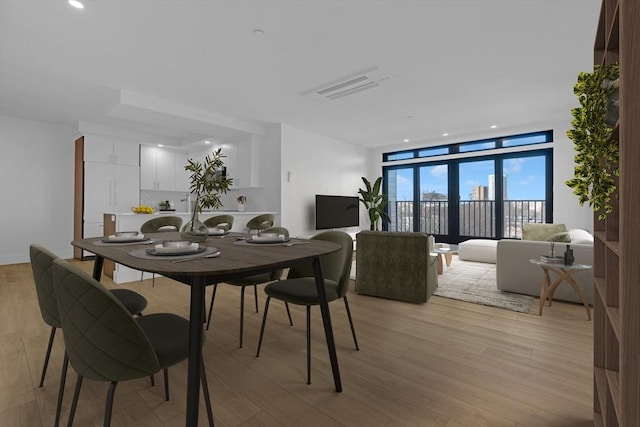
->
<box><xmin>0</xmin><ymin>116</ymin><xmax>75</xmax><ymax>264</ymax></box>
<box><xmin>280</xmin><ymin>124</ymin><xmax>370</xmax><ymax>237</ymax></box>
<box><xmin>370</xmin><ymin>120</ymin><xmax>593</xmax><ymax>232</ymax></box>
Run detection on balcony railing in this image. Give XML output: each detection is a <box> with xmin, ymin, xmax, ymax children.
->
<box><xmin>391</xmin><ymin>199</ymin><xmax>546</xmax><ymax>239</ymax></box>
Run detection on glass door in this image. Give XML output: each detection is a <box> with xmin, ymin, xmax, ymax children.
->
<box><xmin>419</xmin><ymin>164</ymin><xmax>448</xmax><ymax>236</ymax></box>
<box><xmin>385</xmin><ymin>167</ymin><xmax>414</xmax><ymax>232</ymax></box>
<box><xmin>458</xmin><ymin>159</ymin><xmax>496</xmax><ymax>238</ymax></box>
<box><xmin>502</xmin><ymin>154</ymin><xmax>549</xmax><ymax>238</ymax></box>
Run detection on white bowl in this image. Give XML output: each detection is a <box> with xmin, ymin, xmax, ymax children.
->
<box><xmin>115</xmin><ymin>231</ymin><xmax>139</xmax><ymax>237</ymax></box>
<box><xmin>154</xmin><ymin>242</ymin><xmax>200</xmax><ymax>254</ymax></box>
<box><xmin>162</xmin><ymin>240</ymin><xmax>193</xmax><ymax>248</ymax></box>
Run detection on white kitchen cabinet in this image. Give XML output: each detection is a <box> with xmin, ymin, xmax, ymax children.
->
<box><xmin>84</xmin><ymin>134</ymin><xmax>139</xmax><ymax>166</ymax></box>
<box><xmin>174</xmin><ymin>151</ymin><xmax>190</xmax><ymax>192</ymax></box>
<box><xmin>140</xmin><ymin>145</ymin><xmax>189</xmax><ymax>191</ymax></box>
<box><xmin>83</xmin><ymin>162</ymin><xmax>139</xmax><ymax>238</ymax></box>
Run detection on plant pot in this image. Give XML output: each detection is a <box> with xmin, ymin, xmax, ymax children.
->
<box><xmin>237</xmin><ymin>203</ymin><xmax>245</xmax><ymax>212</ymax></box>
<box><xmin>180</xmin><ymin>210</ymin><xmax>208</xmax><ymax>243</ymax></box>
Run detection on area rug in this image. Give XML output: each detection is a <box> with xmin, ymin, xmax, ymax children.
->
<box><xmin>350</xmin><ymin>260</ymin><xmax>533</xmax><ymax>313</ymax></box>
<box><xmin>433</xmin><ymin>260</ymin><xmax>533</xmax><ymax>313</ymax></box>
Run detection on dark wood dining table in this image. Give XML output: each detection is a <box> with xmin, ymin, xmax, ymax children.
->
<box><xmin>71</xmin><ymin>231</ymin><xmax>343</xmax><ymax>427</ymax></box>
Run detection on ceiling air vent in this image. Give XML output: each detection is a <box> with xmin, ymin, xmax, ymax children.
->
<box><xmin>302</xmin><ymin>66</ymin><xmax>391</xmax><ymax>100</ymax></box>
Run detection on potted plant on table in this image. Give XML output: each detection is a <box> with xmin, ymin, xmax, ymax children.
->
<box><xmin>181</xmin><ymin>148</ymin><xmax>233</xmax><ymax>242</ymax></box>
<box><xmin>236</xmin><ymin>195</ymin><xmax>246</xmax><ymax>212</ymax></box>
<box><xmin>358</xmin><ymin>176</ymin><xmax>390</xmax><ymax>231</ymax></box>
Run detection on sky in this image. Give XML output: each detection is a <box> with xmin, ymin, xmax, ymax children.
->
<box><xmin>390</xmin><ymin>155</ymin><xmax>547</xmax><ymax>201</ymax></box>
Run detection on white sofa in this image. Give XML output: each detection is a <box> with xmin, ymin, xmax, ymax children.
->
<box><xmin>496</xmin><ymin>229</ymin><xmax>594</xmax><ymax>304</ymax></box>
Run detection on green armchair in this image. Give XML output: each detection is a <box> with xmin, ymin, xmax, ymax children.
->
<box><xmin>355</xmin><ymin>231</ymin><xmax>438</xmax><ymax>303</ymax></box>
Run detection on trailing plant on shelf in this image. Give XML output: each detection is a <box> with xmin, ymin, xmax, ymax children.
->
<box><xmin>181</xmin><ymin>148</ymin><xmax>233</xmax><ymax>241</ymax></box>
<box><xmin>358</xmin><ymin>176</ymin><xmax>390</xmax><ymax>231</ymax></box>
<box><xmin>566</xmin><ymin>62</ymin><xmax>619</xmax><ymax>220</ymax></box>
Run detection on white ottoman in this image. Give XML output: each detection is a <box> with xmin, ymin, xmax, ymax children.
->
<box><xmin>458</xmin><ymin>239</ymin><xmax>498</xmax><ymax>264</ymax></box>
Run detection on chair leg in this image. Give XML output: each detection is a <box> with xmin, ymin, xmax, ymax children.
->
<box><xmin>306</xmin><ymin>305</ymin><xmax>311</xmax><ymax>385</ymax></box>
<box><xmin>54</xmin><ymin>353</ymin><xmax>69</xmax><ymax>427</ymax></box>
<box><xmin>150</xmin><ymin>374</ymin><xmax>155</xmax><ymax>387</ymax></box>
<box><xmin>39</xmin><ymin>326</ymin><xmax>56</xmax><ymax>387</ymax></box>
<box><xmin>67</xmin><ymin>374</ymin><xmax>84</xmax><ymax>427</ymax></box>
<box><xmin>163</xmin><ymin>368</ymin><xmax>170</xmax><ymax>401</ymax></box>
<box><xmin>206</xmin><ymin>284</ymin><xmax>218</xmax><ymax>331</ymax></box>
<box><xmin>104</xmin><ymin>381</ymin><xmax>118</xmax><ymax>427</ymax></box>
<box><xmin>256</xmin><ymin>296</ymin><xmax>271</xmax><ymax>357</ymax></box>
<box><xmin>253</xmin><ymin>285</ymin><xmax>259</xmax><ymax>313</ymax></box>
<box><xmin>152</xmin><ymin>273</ymin><xmax>155</xmax><ymax>287</ymax></box>
<box><xmin>285</xmin><ymin>302</ymin><xmax>293</xmax><ymax>326</ymax></box>
<box><xmin>343</xmin><ymin>296</ymin><xmax>359</xmax><ymax>351</ymax></box>
<box><xmin>200</xmin><ymin>360</ymin><xmax>215</xmax><ymax>427</ymax></box>
<box><xmin>239</xmin><ymin>286</ymin><xmax>245</xmax><ymax>348</ymax></box>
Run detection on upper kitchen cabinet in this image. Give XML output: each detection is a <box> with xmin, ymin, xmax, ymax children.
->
<box><xmin>140</xmin><ymin>145</ymin><xmax>189</xmax><ymax>192</ymax></box>
<box><xmin>83</xmin><ymin>134</ymin><xmax>139</xmax><ymax>166</ymax></box>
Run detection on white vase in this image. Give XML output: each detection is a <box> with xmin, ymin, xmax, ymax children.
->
<box><xmin>237</xmin><ymin>203</ymin><xmax>245</xmax><ymax>212</ymax></box>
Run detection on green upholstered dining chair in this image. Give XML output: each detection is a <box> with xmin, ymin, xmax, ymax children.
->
<box><xmin>51</xmin><ymin>259</ymin><xmax>214</xmax><ymax>427</ymax></box>
<box><xmin>205</xmin><ymin>227</ymin><xmax>292</xmax><ymax>348</ymax></box>
<box><xmin>245</xmin><ymin>213</ymin><xmax>274</xmax><ymax>235</ymax></box>
<box><xmin>29</xmin><ymin>244</ymin><xmax>149</xmax><ymax>427</ymax></box>
<box><xmin>203</xmin><ymin>214</ymin><xmax>234</xmax><ymax>231</ymax></box>
<box><xmin>255</xmin><ymin>230</ymin><xmax>358</xmax><ymax>384</ymax></box>
<box><xmin>140</xmin><ymin>216</ymin><xmax>183</xmax><ymax>286</ymax></box>
<box><xmin>140</xmin><ymin>216</ymin><xmax>183</xmax><ymax>233</ymax></box>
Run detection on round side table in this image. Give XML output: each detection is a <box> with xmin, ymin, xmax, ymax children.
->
<box><xmin>529</xmin><ymin>259</ymin><xmax>592</xmax><ymax>320</ymax></box>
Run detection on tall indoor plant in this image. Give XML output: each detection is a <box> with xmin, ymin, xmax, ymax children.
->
<box><xmin>566</xmin><ymin>62</ymin><xmax>619</xmax><ymax>220</ymax></box>
<box><xmin>358</xmin><ymin>176</ymin><xmax>390</xmax><ymax>231</ymax></box>
<box><xmin>181</xmin><ymin>148</ymin><xmax>233</xmax><ymax>241</ymax></box>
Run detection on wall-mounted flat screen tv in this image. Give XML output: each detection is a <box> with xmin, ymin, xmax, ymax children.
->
<box><xmin>315</xmin><ymin>195</ymin><xmax>359</xmax><ymax>230</ymax></box>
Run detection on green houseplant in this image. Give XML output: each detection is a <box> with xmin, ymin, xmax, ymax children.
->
<box><xmin>566</xmin><ymin>62</ymin><xmax>619</xmax><ymax>220</ymax></box>
<box><xmin>181</xmin><ymin>148</ymin><xmax>233</xmax><ymax>241</ymax></box>
<box><xmin>358</xmin><ymin>176</ymin><xmax>390</xmax><ymax>231</ymax></box>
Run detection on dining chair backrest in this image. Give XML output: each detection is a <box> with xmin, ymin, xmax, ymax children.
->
<box><xmin>140</xmin><ymin>216</ymin><xmax>183</xmax><ymax>233</ymax></box>
<box><xmin>51</xmin><ymin>259</ymin><xmax>160</xmax><ymax>382</ymax></box>
<box><xmin>246</xmin><ymin>214</ymin><xmax>274</xmax><ymax>232</ymax></box>
<box><xmin>29</xmin><ymin>244</ymin><xmax>62</xmax><ymax>329</ymax></box>
<box><xmin>286</xmin><ymin>230</ymin><xmax>353</xmax><ymax>297</ymax></box>
<box><xmin>203</xmin><ymin>214</ymin><xmax>234</xmax><ymax>231</ymax></box>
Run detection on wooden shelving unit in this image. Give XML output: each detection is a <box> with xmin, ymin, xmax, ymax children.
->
<box><xmin>592</xmin><ymin>1</ymin><xmax>640</xmax><ymax>426</ymax></box>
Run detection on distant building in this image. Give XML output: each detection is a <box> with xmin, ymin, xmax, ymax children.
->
<box><xmin>488</xmin><ymin>174</ymin><xmax>509</xmax><ymax>200</ymax></box>
<box><xmin>471</xmin><ymin>185</ymin><xmax>489</xmax><ymax>200</ymax></box>
<box><xmin>422</xmin><ymin>191</ymin><xmax>447</xmax><ymax>201</ymax></box>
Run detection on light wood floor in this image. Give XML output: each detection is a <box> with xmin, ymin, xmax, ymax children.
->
<box><xmin>0</xmin><ymin>259</ymin><xmax>594</xmax><ymax>427</ymax></box>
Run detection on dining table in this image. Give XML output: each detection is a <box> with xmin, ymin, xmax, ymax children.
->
<box><xmin>71</xmin><ymin>231</ymin><xmax>343</xmax><ymax>427</ymax></box>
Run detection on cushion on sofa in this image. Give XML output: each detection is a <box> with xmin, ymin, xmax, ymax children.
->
<box><xmin>546</xmin><ymin>231</ymin><xmax>572</xmax><ymax>243</ymax></box>
<box><xmin>521</xmin><ymin>223</ymin><xmax>567</xmax><ymax>241</ymax></box>
<box><xmin>568</xmin><ymin>228</ymin><xmax>594</xmax><ymax>244</ymax></box>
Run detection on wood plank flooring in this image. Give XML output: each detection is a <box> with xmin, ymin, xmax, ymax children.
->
<box><xmin>0</xmin><ymin>259</ymin><xmax>593</xmax><ymax>427</ymax></box>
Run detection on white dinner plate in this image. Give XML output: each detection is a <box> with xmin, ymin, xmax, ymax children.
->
<box><xmin>148</xmin><ymin>242</ymin><xmax>202</xmax><ymax>255</ymax></box>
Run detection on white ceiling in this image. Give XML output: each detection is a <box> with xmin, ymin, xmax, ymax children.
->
<box><xmin>0</xmin><ymin>0</ymin><xmax>601</xmax><ymax>149</ymax></box>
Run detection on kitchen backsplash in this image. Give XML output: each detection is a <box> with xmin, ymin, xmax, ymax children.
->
<box><xmin>139</xmin><ymin>187</ymin><xmax>266</xmax><ymax>212</ymax></box>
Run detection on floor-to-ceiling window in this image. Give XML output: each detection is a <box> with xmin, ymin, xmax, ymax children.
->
<box><xmin>383</xmin><ymin>130</ymin><xmax>553</xmax><ymax>242</ymax></box>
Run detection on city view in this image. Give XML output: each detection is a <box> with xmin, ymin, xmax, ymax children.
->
<box><xmin>387</xmin><ymin>155</ymin><xmax>547</xmax><ymax>239</ymax></box>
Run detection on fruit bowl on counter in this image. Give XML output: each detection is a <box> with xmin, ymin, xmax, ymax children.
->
<box><xmin>131</xmin><ymin>205</ymin><xmax>156</xmax><ymax>214</ymax></box>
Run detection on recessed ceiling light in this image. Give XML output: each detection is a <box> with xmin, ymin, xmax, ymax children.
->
<box><xmin>252</xmin><ymin>29</ymin><xmax>265</xmax><ymax>37</ymax></box>
<box><xmin>68</xmin><ymin>0</ymin><xmax>84</xmax><ymax>9</ymax></box>
<box><xmin>204</xmin><ymin>140</ymin><xmax>211</xmax><ymax>144</ymax></box>
<box><xmin>406</xmin><ymin>116</ymin><xmax>413</xmax><ymax>119</ymax></box>
<box><xmin>158</xmin><ymin>144</ymin><xmax>163</xmax><ymax>147</ymax></box>
<box><xmin>403</xmin><ymin>139</ymin><xmax>409</xmax><ymax>142</ymax></box>
<box><xmin>442</xmin><ymin>133</ymin><xmax>449</xmax><ymax>136</ymax></box>
<box><xmin>490</xmin><ymin>125</ymin><xmax>497</xmax><ymax>129</ymax></box>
